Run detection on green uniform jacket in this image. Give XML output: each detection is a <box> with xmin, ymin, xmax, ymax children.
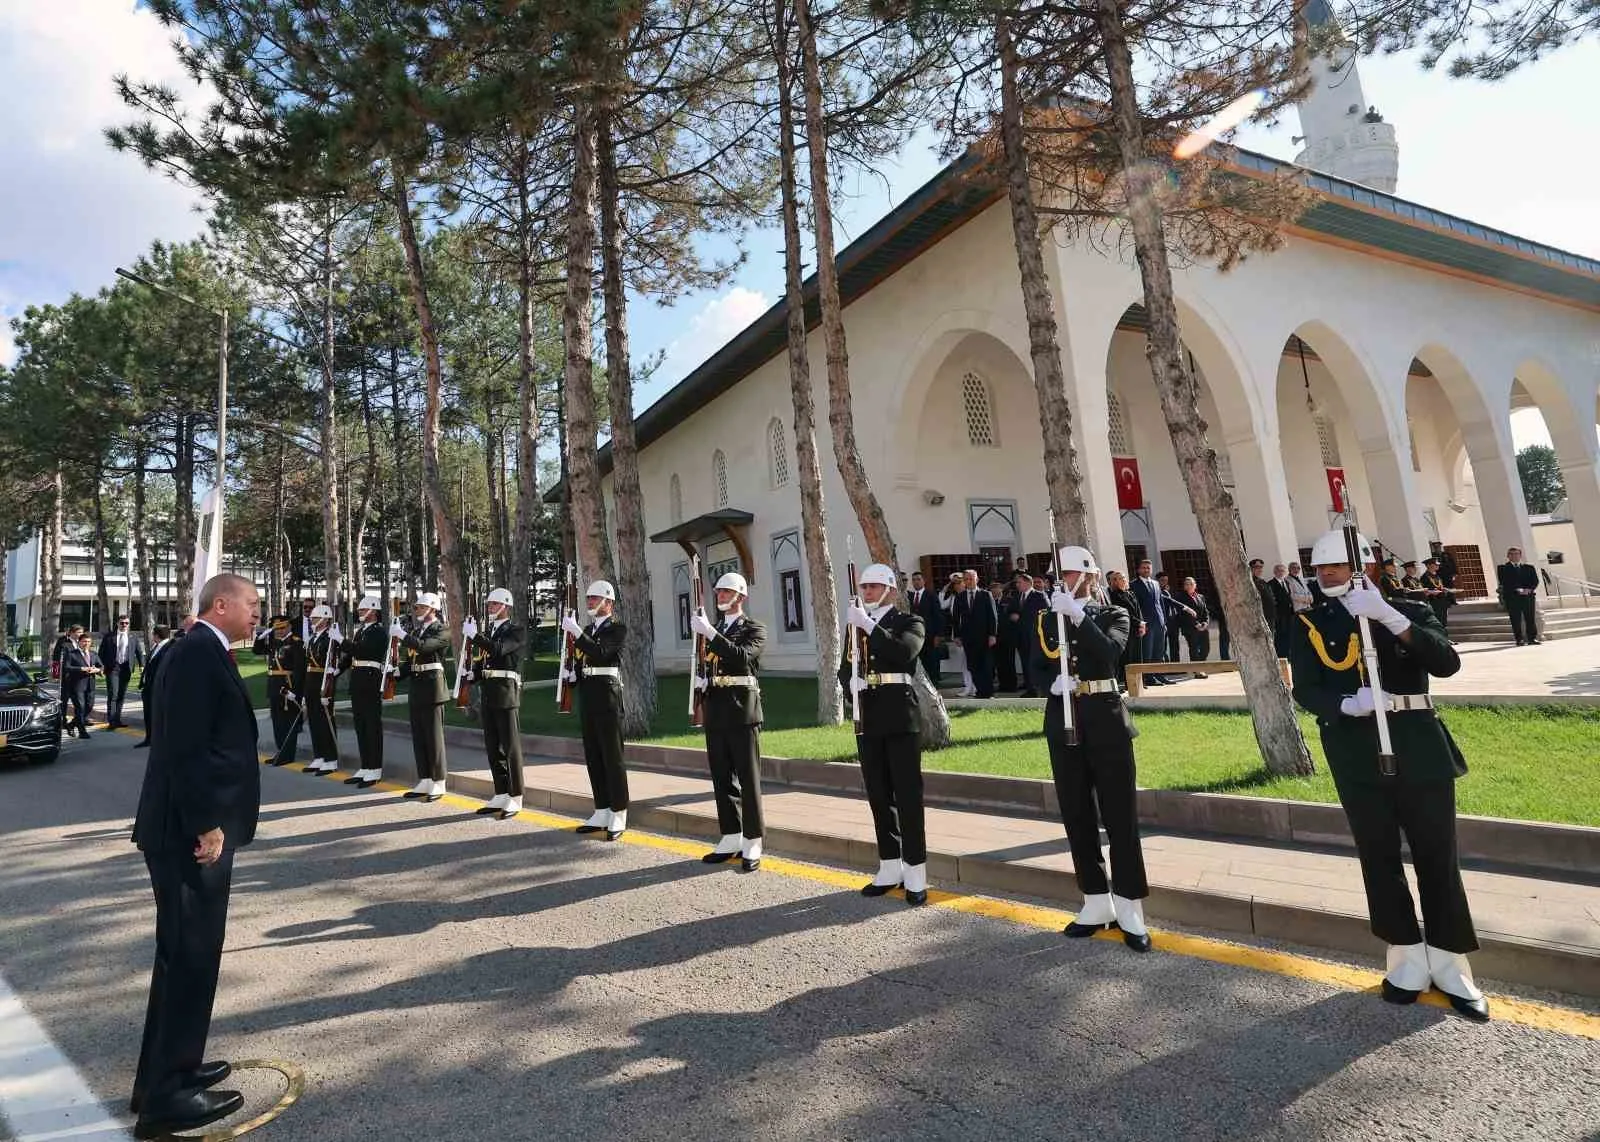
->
<box><xmin>574</xmin><ymin>618</ymin><xmax>627</xmax><ymax>716</ymax></box>
<box><xmin>402</xmin><ymin>620</ymin><xmax>453</xmax><ymax>705</ymax></box>
<box><xmin>1290</xmin><ymin>595</ymin><xmax>1466</xmax><ymax>788</ymax></box>
<box><xmin>469</xmin><ymin>620</ymin><xmax>525</xmax><ymax>710</ymax></box>
<box><xmin>340</xmin><ymin>622</ymin><xmax>391</xmax><ymax>702</ymax></box>
<box><xmin>701</xmin><ymin>615</ymin><xmax>765</xmax><ymax>729</ymax></box>
<box><xmin>253</xmin><ymin>630</ymin><xmax>307</xmax><ymax>699</ymax></box>
<box><xmin>1026</xmin><ymin>603</ymin><xmax>1138</xmax><ymax>741</ymax></box>
<box><xmin>836</xmin><ymin>609</ymin><xmax>926</xmax><ymax>737</ymax></box>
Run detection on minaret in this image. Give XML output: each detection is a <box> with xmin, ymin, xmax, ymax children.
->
<box><xmin>1293</xmin><ymin>0</ymin><xmax>1399</xmax><ymax>193</ymax></box>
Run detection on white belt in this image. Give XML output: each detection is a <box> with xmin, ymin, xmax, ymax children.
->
<box><xmin>866</xmin><ymin>672</ymin><xmax>910</xmax><ymax>686</ymax></box>
<box><xmin>710</xmin><ymin>675</ymin><xmax>757</xmax><ymax>688</ymax></box>
<box><xmin>583</xmin><ymin>666</ymin><xmax>621</xmax><ymax>678</ymax></box>
<box><xmin>1389</xmin><ymin>693</ymin><xmax>1434</xmax><ymax>711</ymax></box>
<box><xmin>482</xmin><ymin>669</ymin><xmax>521</xmax><ymax>684</ymax></box>
<box><xmin>413</xmin><ymin>662</ymin><xmax>444</xmax><ymax>673</ymax></box>
<box><xmin>353</xmin><ymin>660</ymin><xmax>384</xmax><ymax>670</ymax></box>
<box><xmin>1074</xmin><ymin>679</ymin><xmax>1120</xmax><ymax>696</ymax></box>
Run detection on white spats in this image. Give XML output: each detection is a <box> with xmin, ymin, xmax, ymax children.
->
<box><xmin>486</xmin><ymin>793</ymin><xmax>509</xmax><ymax>812</ymax></box>
<box><xmin>408</xmin><ymin>779</ymin><xmax>435</xmax><ymax>797</ymax></box>
<box><xmin>359</xmin><ymin>769</ymin><xmax>381</xmax><ymax>783</ymax></box>
<box><xmin>1385</xmin><ymin>943</ymin><xmax>1430</xmax><ymax>992</ymax></box>
<box><xmin>872</xmin><ymin>858</ymin><xmax>903</xmax><ymax>887</ymax></box>
<box><xmin>1426</xmin><ymin>945</ymin><xmax>1484</xmax><ymax>1001</ymax></box>
<box><xmin>902</xmin><ymin>863</ymin><xmax>928</xmax><ymax>894</ymax></box>
<box><xmin>316</xmin><ymin>759</ymin><xmax>339</xmax><ymax>773</ymax></box>
<box><xmin>608</xmin><ymin>809</ymin><xmax>627</xmax><ymax>833</ymax></box>
<box><xmin>502</xmin><ymin>796</ymin><xmax>522</xmax><ymax>816</ymax></box>
<box><xmin>713</xmin><ymin>833</ymin><xmax>742</xmax><ymax>855</ymax></box>
<box><xmin>583</xmin><ymin>808</ymin><xmax>611</xmax><ymax>829</ymax></box>
<box><xmin>1112</xmin><ymin>895</ymin><xmax>1148</xmax><ymax>937</ymax></box>
<box><xmin>741</xmin><ymin>836</ymin><xmax>763</xmax><ymax>861</ymax></box>
<box><xmin>1074</xmin><ymin>893</ymin><xmax>1115</xmax><ymax>927</ymax></box>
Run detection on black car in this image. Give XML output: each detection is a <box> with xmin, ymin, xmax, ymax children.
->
<box><xmin>0</xmin><ymin>652</ymin><xmax>63</xmax><ymax>765</ymax></box>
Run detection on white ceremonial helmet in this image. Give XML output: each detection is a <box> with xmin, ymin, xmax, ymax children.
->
<box><xmin>486</xmin><ymin>587</ymin><xmax>514</xmax><ymax>607</ymax></box>
<box><xmin>1309</xmin><ymin>529</ymin><xmax>1374</xmax><ymax>569</ymax></box>
<box><xmin>714</xmin><ymin>572</ymin><xmax>748</xmax><ymax>596</ymax></box>
<box><xmin>1057</xmin><ymin>545</ymin><xmax>1099</xmax><ymax>576</ymax></box>
<box><xmin>310</xmin><ymin>603</ymin><xmax>333</xmax><ymax>621</ymax></box>
<box><xmin>416</xmin><ymin>591</ymin><xmax>441</xmax><ymax>611</ymax></box>
<box><xmin>858</xmin><ymin>563</ymin><xmax>898</xmax><ymax>589</ymax></box>
<box><xmin>357</xmin><ymin>596</ymin><xmax>381</xmax><ymax>613</ymax></box>
<box><xmin>585</xmin><ymin>580</ymin><xmax>616</xmax><ymax>601</ymax></box>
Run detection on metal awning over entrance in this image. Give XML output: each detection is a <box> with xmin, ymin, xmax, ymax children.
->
<box><xmin>650</xmin><ymin>509</ymin><xmax>755</xmax><ymax>581</ymax></box>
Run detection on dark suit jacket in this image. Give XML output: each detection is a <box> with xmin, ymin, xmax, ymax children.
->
<box><xmin>1496</xmin><ymin>562</ymin><xmax>1538</xmax><ymax>599</ymax></box>
<box><xmin>1175</xmin><ymin>590</ymin><xmax>1210</xmax><ymax>631</ymax></box>
<box><xmin>1253</xmin><ymin>577</ymin><xmax>1280</xmax><ymax>628</ymax></box>
<box><xmin>907</xmin><ymin>587</ymin><xmax>943</xmax><ymax>640</ymax></box>
<box><xmin>953</xmin><ymin>589</ymin><xmax>997</xmax><ymax>646</ymax></box>
<box><xmin>133</xmin><ymin>625</ymin><xmax>260</xmax><ymax>852</ymax></box>
<box><xmin>401</xmin><ymin>620</ymin><xmax>453</xmax><ymax>705</ymax></box>
<box><xmin>1131</xmin><ymin>577</ymin><xmax>1165</xmax><ymax>632</ymax></box>
<box><xmin>141</xmin><ymin>638</ymin><xmax>173</xmax><ymax>695</ymax></box>
<box><xmin>60</xmin><ymin>645</ymin><xmax>101</xmax><ymax>689</ymax></box>
<box><xmin>469</xmin><ymin>620</ymin><xmax>525</xmax><ymax>710</ymax></box>
<box><xmin>98</xmin><ymin>630</ymin><xmax>144</xmax><ymax>675</ymax></box>
<box><xmin>1268</xmin><ymin>579</ymin><xmax>1293</xmax><ymax>629</ymax></box>
<box><xmin>703</xmin><ymin>614</ymin><xmax>765</xmax><ymax>728</ymax></box>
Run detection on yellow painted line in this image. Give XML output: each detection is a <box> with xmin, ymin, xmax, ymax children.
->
<box><xmin>258</xmin><ymin>758</ymin><xmax>1600</xmax><ymax>1041</ymax></box>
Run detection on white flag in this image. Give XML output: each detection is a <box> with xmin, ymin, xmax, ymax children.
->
<box><xmin>194</xmin><ymin>487</ymin><xmax>223</xmax><ymax>586</ymax></box>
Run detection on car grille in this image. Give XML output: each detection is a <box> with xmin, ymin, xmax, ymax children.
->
<box><xmin>0</xmin><ymin>708</ymin><xmax>31</xmax><ymax>734</ymax></box>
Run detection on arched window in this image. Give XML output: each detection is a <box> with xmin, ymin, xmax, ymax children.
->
<box><xmin>713</xmin><ymin>449</ymin><xmax>729</xmax><ymax>508</ymax></box>
<box><xmin>768</xmin><ymin>418</ymin><xmax>789</xmax><ymax>488</ymax></box>
<box><xmin>961</xmin><ymin>372</ymin><xmax>998</xmax><ymax>447</ymax></box>
<box><xmin>1107</xmin><ymin>391</ymin><xmax>1134</xmax><ymax>456</ymax></box>
<box><xmin>669</xmin><ymin>473</ymin><xmax>683</xmax><ymax>524</ymax></box>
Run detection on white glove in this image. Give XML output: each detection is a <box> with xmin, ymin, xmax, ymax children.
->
<box><xmin>690</xmin><ymin>610</ymin><xmax>719</xmax><ymax>640</ymax></box>
<box><xmin>330</xmin><ymin>623</ymin><xmax>343</xmax><ymax>642</ymax></box>
<box><xmin>561</xmin><ymin>669</ymin><xmax>576</xmax><ymax>684</ymax></box>
<box><xmin>849</xmin><ymin>675</ymin><xmax>868</xmax><ymax>695</ymax></box>
<box><xmin>462</xmin><ymin>617</ymin><xmax>479</xmax><ymax>639</ymax></box>
<box><xmin>1339</xmin><ymin>687</ymin><xmax>1379</xmax><ymax>717</ymax></box>
<box><xmin>1049</xmin><ymin>674</ymin><xmax>1079</xmax><ymax>696</ymax></box>
<box><xmin>1341</xmin><ymin>588</ymin><xmax>1409</xmax><ymax>636</ymax></box>
<box><xmin>693</xmin><ymin>674</ymin><xmax>708</xmax><ymax>692</ymax></box>
<box><xmin>561</xmin><ymin>615</ymin><xmax>584</xmax><ymax>639</ymax></box>
<box><xmin>1050</xmin><ymin>588</ymin><xmax>1086</xmax><ymax>625</ymax></box>
<box><xmin>284</xmin><ymin>691</ymin><xmax>299</xmax><ymax>705</ymax></box>
<box><xmin>846</xmin><ymin>604</ymin><xmax>877</xmax><ymax>634</ymax></box>
<box><xmin>388</xmin><ymin>621</ymin><xmax>405</xmax><ymax>638</ymax></box>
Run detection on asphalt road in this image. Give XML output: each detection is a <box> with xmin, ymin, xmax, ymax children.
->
<box><xmin>2</xmin><ymin>731</ymin><xmax>1597</xmax><ymax>1142</ymax></box>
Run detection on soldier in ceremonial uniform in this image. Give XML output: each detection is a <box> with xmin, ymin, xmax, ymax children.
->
<box><xmin>1378</xmin><ymin>557</ymin><xmax>1406</xmax><ymax>601</ymax></box>
<box><xmin>690</xmin><ymin>572</ymin><xmax>767</xmax><ymax>872</ymax></box>
<box><xmin>398</xmin><ymin>591</ymin><xmax>452</xmax><ymax>802</ymax></box>
<box><xmin>1030</xmin><ymin>545</ymin><xmax>1150</xmax><ymax>952</ymax></box>
<box><xmin>467</xmin><ymin>587</ymin><xmax>525</xmax><ymax>820</ymax></box>
<box><xmin>1291</xmin><ymin>528</ymin><xmax>1488</xmax><ymax>1022</ymax></box>
<box><xmin>1419</xmin><ymin>556</ymin><xmax>1454</xmax><ymax>635</ymax></box>
<box><xmin>561</xmin><ymin>580</ymin><xmax>629</xmax><ymax>841</ymax></box>
<box><xmin>838</xmin><ymin>563</ymin><xmax>929</xmax><ymax>905</ymax></box>
<box><xmin>302</xmin><ymin>603</ymin><xmax>343</xmax><ymax>776</ymax></box>
<box><xmin>254</xmin><ymin>614</ymin><xmax>306</xmax><ymax>766</ymax></box>
<box><xmin>341</xmin><ymin>596</ymin><xmax>388</xmax><ymax>788</ymax></box>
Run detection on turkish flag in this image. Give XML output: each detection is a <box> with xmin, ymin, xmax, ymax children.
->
<box><xmin>1326</xmin><ymin>467</ymin><xmax>1347</xmax><ymax>513</ymax></box>
<box><xmin>1114</xmin><ymin>457</ymin><xmax>1144</xmax><ymax>511</ymax></box>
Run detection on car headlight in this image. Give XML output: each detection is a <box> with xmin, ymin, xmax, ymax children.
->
<box><xmin>28</xmin><ymin>701</ymin><xmax>60</xmax><ymax>725</ymax></box>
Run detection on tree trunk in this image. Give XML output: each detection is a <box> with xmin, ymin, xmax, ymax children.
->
<box><xmin>562</xmin><ymin>96</ymin><xmax>613</xmax><ymax>583</ymax></box>
<box><xmin>272</xmin><ymin>438</ymin><xmax>286</xmax><ymax>617</ymax></box>
<box><xmin>511</xmin><ymin>152</ymin><xmax>539</xmax><ymax>646</ymax></box>
<box><xmin>354</xmin><ymin>360</ymin><xmax>378</xmax><ymax>617</ymax></box>
<box><xmin>319</xmin><ymin>223</ymin><xmax>343</xmax><ymax>610</ymax></box>
<box><xmin>794</xmin><ymin>0</ymin><xmax>895</xmax><ymax>565</ymax></box>
<box><xmin>133</xmin><ymin>442</ymin><xmax>155</xmax><ymax>640</ymax></box>
<box><xmin>388</xmin><ymin>343</ymin><xmax>412</xmax><ymax>608</ymax></box>
<box><xmin>91</xmin><ymin>469</ymin><xmax>111</xmax><ymax>630</ymax></box>
<box><xmin>390</xmin><ymin>159</ymin><xmax>468</xmax><ymax>640</ymax></box>
<box><xmin>997</xmin><ymin>14</ymin><xmax>1088</xmax><ymax>548</ymax></box>
<box><xmin>1094</xmin><ymin>0</ymin><xmax>1313</xmax><ymax>776</ymax></box>
<box><xmin>774</xmin><ymin>0</ymin><xmax>842</xmax><ymax>727</ymax></box>
<box><xmin>42</xmin><ymin>467</ymin><xmax>64</xmax><ymax>660</ymax></box>
<box><xmin>597</xmin><ymin>100</ymin><xmax>658</xmax><ymax>737</ymax></box>
<box><xmin>173</xmin><ymin>415</ymin><xmax>196</xmax><ymax>618</ymax></box>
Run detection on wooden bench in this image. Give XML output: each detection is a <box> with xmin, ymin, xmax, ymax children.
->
<box><xmin>1124</xmin><ymin>658</ymin><xmax>1292</xmax><ymax>698</ymax></box>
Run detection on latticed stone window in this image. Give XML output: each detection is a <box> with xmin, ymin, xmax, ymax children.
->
<box><xmin>713</xmin><ymin>450</ymin><xmax>729</xmax><ymax>508</ymax></box>
<box><xmin>1107</xmin><ymin>391</ymin><xmax>1134</xmax><ymax>456</ymax></box>
<box><xmin>1315</xmin><ymin>415</ymin><xmax>1342</xmax><ymax>467</ymax></box>
<box><xmin>769</xmin><ymin>418</ymin><xmax>789</xmax><ymax>488</ymax></box>
<box><xmin>669</xmin><ymin>473</ymin><xmax>683</xmax><ymax>524</ymax></box>
<box><xmin>962</xmin><ymin>372</ymin><xmax>998</xmax><ymax>447</ymax></box>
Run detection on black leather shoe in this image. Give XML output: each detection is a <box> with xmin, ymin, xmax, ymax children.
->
<box><xmin>575</xmin><ymin>823</ymin><xmax>605</xmax><ymax>834</ymax></box>
<box><xmin>403</xmin><ymin>790</ymin><xmax>426</xmax><ymax>799</ymax></box>
<box><xmin>134</xmin><ymin>740</ymin><xmax>149</xmax><ymax>748</ymax></box>
<box><xmin>1445</xmin><ymin>992</ymin><xmax>1491</xmax><ymax>1022</ymax></box>
<box><xmin>130</xmin><ymin>1061</ymin><xmax>232</xmax><ymax>1113</ymax></box>
<box><xmin>344</xmin><ymin>775</ymin><xmax>366</xmax><ymax>785</ymax></box>
<box><xmin>498</xmin><ymin>808</ymin><xmax>521</xmax><ymax>821</ymax></box>
<box><xmin>268</xmin><ymin>756</ymin><xmax>293</xmax><ymax>767</ymax></box>
<box><xmin>1380</xmin><ymin>979</ymin><xmax>1422</xmax><ymax>1006</ymax></box>
<box><xmin>1063</xmin><ymin>921</ymin><xmax>1108</xmax><ymax>938</ymax></box>
<box><xmin>425</xmin><ymin>790</ymin><xmax>444</xmax><ymax>803</ymax></box>
<box><xmin>134</xmin><ymin>1088</ymin><xmax>244</xmax><ymax>1139</ymax></box>
<box><xmin>702</xmin><ymin>850</ymin><xmax>738</xmax><ymax>864</ymax></box>
<box><xmin>476</xmin><ymin>805</ymin><xmax>500</xmax><ymax>815</ymax></box>
<box><xmin>904</xmin><ymin>888</ymin><xmax>928</xmax><ymax>906</ymax></box>
<box><xmin>861</xmin><ymin>881</ymin><xmax>899</xmax><ymax>898</ymax></box>
<box><xmin>740</xmin><ymin>857</ymin><xmax>761</xmax><ymax>873</ymax></box>
<box><xmin>604</xmin><ymin>828</ymin><xmax>625</xmax><ymax>842</ymax></box>
<box><xmin>358</xmin><ymin>777</ymin><xmax>379</xmax><ymax>789</ymax></box>
<box><xmin>1122</xmin><ymin>930</ymin><xmax>1153</xmax><ymax>953</ymax></box>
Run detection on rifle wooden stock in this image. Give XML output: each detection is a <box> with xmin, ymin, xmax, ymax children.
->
<box><xmin>381</xmin><ymin>632</ymin><xmax>400</xmax><ymax>700</ymax></box>
<box><xmin>689</xmin><ymin>555</ymin><xmax>706</xmax><ymax>728</ymax></box>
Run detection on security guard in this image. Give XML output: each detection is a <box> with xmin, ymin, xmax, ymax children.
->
<box><xmin>398</xmin><ymin>591</ymin><xmax>452</xmax><ymax>802</ymax></box>
<box><xmin>689</xmin><ymin>571</ymin><xmax>766</xmax><ymax>871</ymax></box>
<box><xmin>837</xmin><ymin>563</ymin><xmax>929</xmax><ymax>905</ymax></box>
<box><xmin>561</xmin><ymin>580</ymin><xmax>629</xmax><ymax>840</ymax></box>
<box><xmin>1030</xmin><ymin>545</ymin><xmax>1149</xmax><ymax>952</ymax></box>
<box><xmin>302</xmin><ymin>603</ymin><xmax>343</xmax><ymax>776</ymax></box>
<box><xmin>341</xmin><ymin>596</ymin><xmax>389</xmax><ymax>788</ymax></box>
<box><xmin>254</xmin><ymin>613</ymin><xmax>306</xmax><ymax>766</ymax></box>
<box><xmin>467</xmin><ymin>587</ymin><xmax>525</xmax><ymax>820</ymax></box>
<box><xmin>1291</xmin><ymin>528</ymin><xmax>1488</xmax><ymax>1022</ymax></box>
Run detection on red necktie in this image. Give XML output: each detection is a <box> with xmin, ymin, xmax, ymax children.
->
<box><xmin>228</xmin><ymin>649</ymin><xmax>237</xmax><ymax>664</ymax></box>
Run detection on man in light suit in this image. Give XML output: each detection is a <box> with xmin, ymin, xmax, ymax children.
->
<box><xmin>100</xmin><ymin>615</ymin><xmax>146</xmax><ymax>728</ymax></box>
<box><xmin>952</xmin><ymin>568</ymin><xmax>998</xmax><ymax>698</ymax></box>
<box><xmin>130</xmin><ymin>573</ymin><xmax>261</xmax><ymax>1139</ymax></box>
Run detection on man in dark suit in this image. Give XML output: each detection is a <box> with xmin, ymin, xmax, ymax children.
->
<box><xmin>1496</xmin><ymin>546</ymin><xmax>1541</xmax><ymax>645</ymax></box>
<box><xmin>952</xmin><ymin>569</ymin><xmax>998</xmax><ymax>698</ymax></box>
<box><xmin>135</xmin><ymin>626</ymin><xmax>174</xmax><ymax>748</ymax></box>
<box><xmin>99</xmin><ymin>615</ymin><xmax>145</xmax><ymax>728</ymax></box>
<box><xmin>1250</xmin><ymin>558</ymin><xmax>1281</xmax><ymax>638</ymax></box>
<box><xmin>1018</xmin><ymin>573</ymin><xmax>1052</xmax><ymax>697</ymax></box>
<box><xmin>130</xmin><ymin>572</ymin><xmax>260</xmax><ymax>1139</ymax></box>
<box><xmin>906</xmin><ymin>571</ymin><xmax>944</xmax><ymax>685</ymax></box>
<box><xmin>1268</xmin><ymin>564</ymin><xmax>1295</xmax><ymax>657</ymax></box>
<box><xmin>60</xmin><ymin>634</ymin><xmax>103</xmax><ymax>737</ymax></box>
<box><xmin>1130</xmin><ymin>559</ymin><xmax>1170</xmax><ymax>685</ymax></box>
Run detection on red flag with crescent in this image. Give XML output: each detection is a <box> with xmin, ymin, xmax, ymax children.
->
<box><xmin>1326</xmin><ymin>467</ymin><xmax>1347</xmax><ymax>513</ymax></box>
<box><xmin>1114</xmin><ymin>457</ymin><xmax>1144</xmax><ymax>511</ymax></box>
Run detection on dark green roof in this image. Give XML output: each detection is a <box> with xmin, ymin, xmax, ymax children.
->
<box><xmin>551</xmin><ymin>145</ymin><xmax>1598</xmax><ymax>497</ymax></box>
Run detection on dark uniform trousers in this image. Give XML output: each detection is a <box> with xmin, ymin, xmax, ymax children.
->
<box><xmin>1291</xmin><ymin>598</ymin><xmax>1478</xmax><ymax>954</ymax></box>
<box><xmin>575</xmin><ymin>618</ymin><xmax>630</xmax><ymax>812</ymax></box>
<box><xmin>306</xmin><ymin>633</ymin><xmax>340</xmax><ymax>760</ymax></box>
<box><xmin>483</xmin><ymin>706</ymin><xmax>524</xmax><ymax>797</ymax></box>
<box><xmin>1032</xmin><ymin>605</ymin><xmax>1147</xmax><ymax>900</ymax></box>
<box><xmin>409</xmin><ymin>686</ymin><xmax>447</xmax><ymax>782</ymax></box>
<box><xmin>342</xmin><ymin>623</ymin><xmax>390</xmax><ymax>772</ymax></box>
<box><xmin>254</xmin><ymin>632</ymin><xmax>304</xmax><ymax>761</ymax></box>
<box><xmin>471</xmin><ymin>621</ymin><xmax>527</xmax><ymax>798</ymax></box>
<box><xmin>701</xmin><ymin>616</ymin><xmax>768</xmax><ymax>839</ymax></box>
<box><xmin>839</xmin><ymin>609</ymin><xmax>927</xmax><ymax>864</ymax></box>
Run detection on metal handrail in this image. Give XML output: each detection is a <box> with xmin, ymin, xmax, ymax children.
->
<box><xmin>1549</xmin><ymin>574</ymin><xmax>1600</xmax><ymax>609</ymax></box>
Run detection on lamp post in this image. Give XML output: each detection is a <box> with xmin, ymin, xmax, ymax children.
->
<box><xmin>115</xmin><ymin>267</ymin><xmax>229</xmax><ymax>559</ymax></box>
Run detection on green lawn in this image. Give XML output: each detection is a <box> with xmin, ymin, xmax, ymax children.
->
<box><xmin>394</xmin><ymin>675</ymin><xmax>1600</xmax><ymax>827</ymax></box>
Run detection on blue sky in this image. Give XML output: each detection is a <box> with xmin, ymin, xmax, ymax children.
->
<box><xmin>3</xmin><ymin>0</ymin><xmax>1595</xmax><ymax>451</ymax></box>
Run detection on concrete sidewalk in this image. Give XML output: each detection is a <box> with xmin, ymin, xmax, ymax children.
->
<box><xmin>352</xmin><ymin>727</ymin><xmax>1600</xmax><ymax>1000</ymax></box>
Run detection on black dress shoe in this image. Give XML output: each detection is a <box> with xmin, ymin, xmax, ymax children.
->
<box><xmin>702</xmin><ymin>850</ymin><xmax>738</xmax><ymax>864</ymax></box>
<box><xmin>134</xmin><ymin>1088</ymin><xmax>245</xmax><ymax>1139</ymax></box>
<box><xmin>130</xmin><ymin>1062</ymin><xmax>232</xmax><ymax>1113</ymax></box>
<box><xmin>740</xmin><ymin>857</ymin><xmax>761</xmax><ymax>873</ymax></box>
<box><xmin>604</xmin><ymin>828</ymin><xmax>625</xmax><ymax>842</ymax></box>
<box><xmin>344</xmin><ymin>775</ymin><xmax>365</xmax><ymax>785</ymax></box>
<box><xmin>1063</xmin><ymin>921</ymin><xmax>1108</xmax><ymax>938</ymax></box>
<box><xmin>1445</xmin><ymin>991</ymin><xmax>1491</xmax><ymax>1022</ymax></box>
<box><xmin>425</xmin><ymin>790</ymin><xmax>444</xmax><ymax>802</ymax></box>
<box><xmin>904</xmin><ymin>888</ymin><xmax>928</xmax><ymax>906</ymax></box>
<box><xmin>1122</xmin><ymin>930</ymin><xmax>1153</xmax><ymax>953</ymax></box>
<box><xmin>358</xmin><ymin>777</ymin><xmax>379</xmax><ymax>789</ymax></box>
<box><xmin>134</xmin><ymin>739</ymin><xmax>149</xmax><ymax>748</ymax></box>
<box><xmin>575</xmin><ymin>824</ymin><xmax>605</xmax><ymax>834</ymax></box>
<box><xmin>1380</xmin><ymin>979</ymin><xmax>1421</xmax><ymax>1006</ymax></box>
<box><xmin>403</xmin><ymin>790</ymin><xmax>426</xmax><ymax>799</ymax></box>
<box><xmin>498</xmin><ymin>808</ymin><xmax>521</xmax><ymax>821</ymax></box>
<box><xmin>268</xmin><ymin>756</ymin><xmax>293</xmax><ymax>767</ymax></box>
<box><xmin>861</xmin><ymin>881</ymin><xmax>899</xmax><ymax>898</ymax></box>
<box><xmin>476</xmin><ymin>805</ymin><xmax>500</xmax><ymax>815</ymax></box>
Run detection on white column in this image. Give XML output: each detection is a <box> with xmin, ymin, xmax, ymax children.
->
<box><xmin>1556</xmin><ymin>454</ymin><xmax>1600</xmax><ymax>587</ymax></box>
<box><xmin>1357</xmin><ymin>427</ymin><xmax>1432</xmax><ymax>561</ymax></box>
<box><xmin>1459</xmin><ymin>416</ymin><xmax>1536</xmax><ymax>567</ymax></box>
<box><xmin>1223</xmin><ymin>428</ymin><xmax>1299</xmax><ymax>562</ymax></box>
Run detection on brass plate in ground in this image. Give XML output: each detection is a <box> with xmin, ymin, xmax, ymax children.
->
<box><xmin>170</xmin><ymin>1060</ymin><xmax>304</xmax><ymax>1140</ymax></box>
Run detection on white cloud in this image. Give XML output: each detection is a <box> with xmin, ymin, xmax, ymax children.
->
<box><xmin>654</xmin><ymin>286</ymin><xmax>772</xmax><ymax>388</ymax></box>
<box><xmin>0</xmin><ymin>0</ymin><xmax>207</xmax><ymax>322</ymax></box>
<box><xmin>0</xmin><ymin>319</ymin><xmax>16</xmax><ymax>370</ymax></box>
